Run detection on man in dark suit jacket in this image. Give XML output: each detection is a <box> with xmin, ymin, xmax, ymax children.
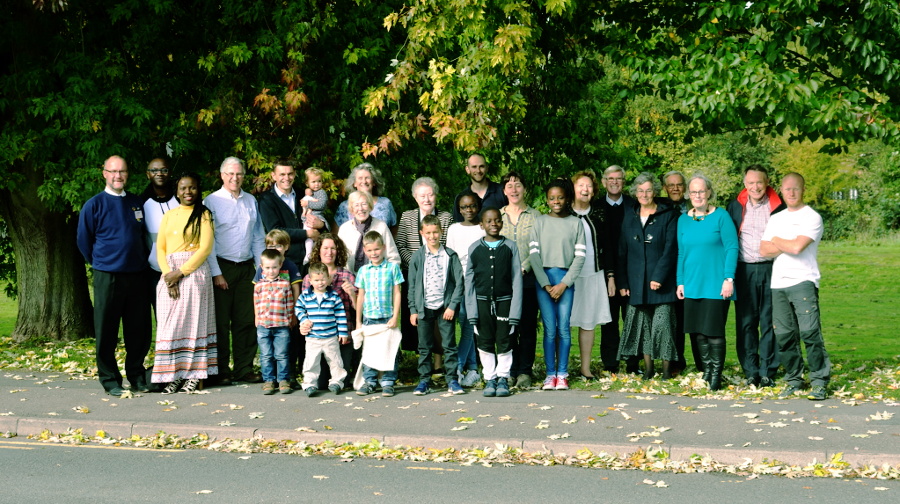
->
<box><xmin>258</xmin><ymin>159</ymin><xmax>327</xmax><ymax>387</ymax></box>
<box><xmin>258</xmin><ymin>160</ymin><xmax>326</xmax><ymax>268</ymax></box>
<box><xmin>599</xmin><ymin>165</ymin><xmax>637</xmax><ymax>374</ymax></box>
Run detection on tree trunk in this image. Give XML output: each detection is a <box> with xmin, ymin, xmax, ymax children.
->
<box><xmin>0</xmin><ymin>168</ymin><xmax>93</xmax><ymax>342</ymax></box>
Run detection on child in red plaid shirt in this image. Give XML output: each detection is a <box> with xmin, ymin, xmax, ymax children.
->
<box><xmin>253</xmin><ymin>249</ymin><xmax>294</xmax><ymax>395</ymax></box>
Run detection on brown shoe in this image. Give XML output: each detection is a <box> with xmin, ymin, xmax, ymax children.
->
<box><xmin>262</xmin><ymin>382</ymin><xmax>277</xmax><ymax>395</ymax></box>
<box><xmin>239</xmin><ymin>372</ymin><xmax>263</xmax><ymax>383</ymax></box>
<box><xmin>279</xmin><ymin>380</ymin><xmax>293</xmax><ymax>394</ymax></box>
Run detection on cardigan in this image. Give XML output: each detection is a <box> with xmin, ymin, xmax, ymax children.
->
<box><xmin>395</xmin><ymin>208</ymin><xmax>453</xmax><ymax>270</ymax></box>
<box><xmin>337</xmin><ymin>217</ymin><xmax>401</xmax><ymax>273</ymax></box>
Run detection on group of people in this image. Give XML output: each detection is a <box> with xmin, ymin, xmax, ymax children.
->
<box><xmin>76</xmin><ymin>153</ymin><xmax>830</xmax><ymax>401</ymax></box>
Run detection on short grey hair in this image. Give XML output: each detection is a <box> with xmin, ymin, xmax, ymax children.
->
<box><xmin>220</xmin><ymin>156</ymin><xmax>245</xmax><ymax>174</ymax></box>
<box><xmin>411</xmin><ymin>176</ymin><xmax>439</xmax><ymax>197</ymax></box>
<box><xmin>344</xmin><ymin>162</ymin><xmax>385</xmax><ymax>196</ymax></box>
<box><xmin>688</xmin><ymin>173</ymin><xmax>716</xmax><ymax>202</ymax></box>
<box><xmin>663</xmin><ymin>170</ymin><xmax>685</xmax><ymax>184</ymax></box>
<box><xmin>629</xmin><ymin>172</ymin><xmax>662</xmax><ymax>197</ymax></box>
<box><xmin>347</xmin><ymin>190</ymin><xmax>374</xmax><ymax>210</ymax></box>
<box><xmin>604</xmin><ymin>165</ymin><xmax>625</xmax><ymax>178</ymax></box>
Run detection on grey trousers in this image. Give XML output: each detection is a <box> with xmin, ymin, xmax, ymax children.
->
<box><xmin>772</xmin><ymin>281</ymin><xmax>831</xmax><ymax>387</ymax></box>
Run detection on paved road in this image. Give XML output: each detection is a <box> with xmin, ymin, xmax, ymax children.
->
<box><xmin>1</xmin><ymin>371</ymin><xmax>898</xmax><ymax>468</ymax></box>
<box><xmin>0</xmin><ymin>438</ymin><xmax>895</xmax><ymax>504</ymax></box>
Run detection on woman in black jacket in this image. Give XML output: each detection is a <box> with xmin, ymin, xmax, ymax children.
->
<box><xmin>616</xmin><ymin>172</ymin><xmax>679</xmax><ymax>379</ymax></box>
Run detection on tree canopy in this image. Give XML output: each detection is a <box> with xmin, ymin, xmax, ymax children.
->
<box><xmin>2</xmin><ymin>0</ymin><xmax>899</xmax><ymax>341</ymax></box>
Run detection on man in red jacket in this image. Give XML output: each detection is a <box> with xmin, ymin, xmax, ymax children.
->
<box><xmin>726</xmin><ymin>165</ymin><xmax>784</xmax><ymax>388</ymax></box>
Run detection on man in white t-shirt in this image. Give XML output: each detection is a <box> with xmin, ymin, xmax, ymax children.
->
<box><xmin>760</xmin><ymin>173</ymin><xmax>831</xmax><ymax>401</ymax></box>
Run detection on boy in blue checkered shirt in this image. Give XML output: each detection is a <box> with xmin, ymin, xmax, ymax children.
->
<box><xmin>354</xmin><ymin>231</ymin><xmax>404</xmax><ymax>397</ymax></box>
<box><xmin>296</xmin><ymin>262</ymin><xmax>348</xmax><ymax>397</ymax></box>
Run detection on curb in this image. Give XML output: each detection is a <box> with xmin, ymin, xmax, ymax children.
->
<box><xmin>4</xmin><ymin>416</ymin><xmax>898</xmax><ymax>467</ymax></box>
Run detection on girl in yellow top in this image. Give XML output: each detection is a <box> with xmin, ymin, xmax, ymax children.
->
<box><xmin>152</xmin><ymin>173</ymin><xmax>217</xmax><ymax>394</ymax></box>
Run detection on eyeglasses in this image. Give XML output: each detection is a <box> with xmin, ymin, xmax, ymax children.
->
<box><xmin>104</xmin><ymin>169</ymin><xmax>127</xmax><ymax>175</ymax></box>
<box><xmin>666</xmin><ymin>183</ymin><xmax>685</xmax><ymax>189</ymax></box>
<box><xmin>148</xmin><ymin>169</ymin><xmax>169</xmax><ymax>175</ymax></box>
<box><xmin>459</xmin><ymin>205</ymin><xmax>479</xmax><ymax>210</ymax></box>
<box><xmin>689</xmin><ymin>190</ymin><xmax>709</xmax><ymax>196</ymax></box>
<box><xmin>635</xmin><ymin>189</ymin><xmax>654</xmax><ymax>195</ymax></box>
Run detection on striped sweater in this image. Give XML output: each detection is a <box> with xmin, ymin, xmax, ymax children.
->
<box><xmin>294</xmin><ymin>286</ymin><xmax>348</xmax><ymax>339</ymax></box>
<box><xmin>528</xmin><ymin>213</ymin><xmax>586</xmax><ymax>289</ymax></box>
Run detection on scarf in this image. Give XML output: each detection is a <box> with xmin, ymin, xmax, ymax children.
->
<box><xmin>354</xmin><ymin>215</ymin><xmax>373</xmax><ymax>269</ymax></box>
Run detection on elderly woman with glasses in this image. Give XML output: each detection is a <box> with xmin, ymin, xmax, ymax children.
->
<box><xmin>334</xmin><ymin>163</ymin><xmax>398</xmax><ymax>230</ymax></box>
<box><xmin>616</xmin><ymin>173</ymin><xmax>679</xmax><ymax>380</ymax></box>
<box><xmin>676</xmin><ymin>174</ymin><xmax>739</xmax><ymax>391</ymax></box>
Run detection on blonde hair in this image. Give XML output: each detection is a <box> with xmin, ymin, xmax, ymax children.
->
<box><xmin>305</xmin><ymin>167</ymin><xmax>324</xmax><ymax>182</ymax></box>
<box><xmin>265</xmin><ymin>229</ymin><xmax>291</xmax><ymax>248</ymax></box>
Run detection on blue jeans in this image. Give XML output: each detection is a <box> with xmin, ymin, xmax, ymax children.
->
<box><xmin>360</xmin><ymin>317</ymin><xmax>399</xmax><ymax>386</ymax></box>
<box><xmin>256</xmin><ymin>326</ymin><xmax>290</xmax><ymax>382</ymax></box>
<box><xmin>536</xmin><ymin>268</ymin><xmax>574</xmax><ymax>378</ymax></box>
<box><xmin>457</xmin><ymin>304</ymin><xmax>477</xmax><ymax>372</ymax></box>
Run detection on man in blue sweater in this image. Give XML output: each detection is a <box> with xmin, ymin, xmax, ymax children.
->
<box><xmin>77</xmin><ymin>155</ymin><xmax>152</xmax><ymax>396</ymax></box>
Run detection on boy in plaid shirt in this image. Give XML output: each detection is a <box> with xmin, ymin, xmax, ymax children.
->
<box><xmin>253</xmin><ymin>249</ymin><xmax>293</xmax><ymax>395</ymax></box>
<box><xmin>355</xmin><ymin>231</ymin><xmax>404</xmax><ymax>397</ymax></box>
<box><xmin>296</xmin><ymin>262</ymin><xmax>349</xmax><ymax>397</ymax></box>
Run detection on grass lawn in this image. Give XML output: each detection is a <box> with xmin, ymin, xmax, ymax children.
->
<box><xmin>2</xmin><ymin>239</ymin><xmax>899</xmax><ymax>399</ymax></box>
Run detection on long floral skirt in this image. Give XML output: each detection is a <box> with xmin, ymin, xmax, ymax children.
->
<box><xmin>151</xmin><ymin>251</ymin><xmax>218</xmax><ymax>382</ymax></box>
<box><xmin>617</xmin><ymin>303</ymin><xmax>678</xmax><ymax>361</ymax></box>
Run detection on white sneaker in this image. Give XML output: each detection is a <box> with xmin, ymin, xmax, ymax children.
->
<box><xmin>460</xmin><ymin>369</ymin><xmax>480</xmax><ymax>388</ymax></box>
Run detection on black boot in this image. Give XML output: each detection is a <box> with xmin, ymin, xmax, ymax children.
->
<box><xmin>695</xmin><ymin>334</ymin><xmax>712</xmax><ymax>383</ymax></box>
<box><xmin>708</xmin><ymin>337</ymin><xmax>726</xmax><ymax>391</ymax></box>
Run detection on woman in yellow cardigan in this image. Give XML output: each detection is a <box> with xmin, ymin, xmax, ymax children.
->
<box><xmin>152</xmin><ymin>173</ymin><xmax>217</xmax><ymax>394</ymax></box>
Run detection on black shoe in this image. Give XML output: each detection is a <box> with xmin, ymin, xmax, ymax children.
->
<box><xmin>759</xmin><ymin>377</ymin><xmax>775</xmax><ymax>388</ymax></box>
<box><xmin>305</xmin><ymin>386</ymin><xmax>318</xmax><ymax>397</ymax></box>
<box><xmin>747</xmin><ymin>376</ymin><xmax>762</xmax><ymax>388</ymax></box>
<box><xmin>239</xmin><ymin>372</ymin><xmax>263</xmax><ymax>384</ymax></box>
<box><xmin>130</xmin><ymin>377</ymin><xmax>150</xmax><ymax>393</ymax></box>
<box><xmin>707</xmin><ymin>338</ymin><xmax>726</xmax><ymax>391</ymax></box>
<box><xmin>106</xmin><ymin>386</ymin><xmax>126</xmax><ymax>397</ymax></box>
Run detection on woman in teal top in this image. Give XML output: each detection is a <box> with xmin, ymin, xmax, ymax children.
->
<box><xmin>676</xmin><ymin>174</ymin><xmax>739</xmax><ymax>391</ymax></box>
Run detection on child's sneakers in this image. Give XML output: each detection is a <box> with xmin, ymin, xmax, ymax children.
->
<box><xmin>448</xmin><ymin>380</ymin><xmax>465</xmax><ymax>395</ymax></box>
<box><xmin>483</xmin><ymin>379</ymin><xmax>497</xmax><ymax>397</ymax></box>
<box><xmin>356</xmin><ymin>383</ymin><xmax>376</xmax><ymax>396</ymax></box>
<box><xmin>279</xmin><ymin>380</ymin><xmax>292</xmax><ymax>394</ymax></box>
<box><xmin>460</xmin><ymin>369</ymin><xmax>480</xmax><ymax>388</ymax></box>
<box><xmin>304</xmin><ymin>386</ymin><xmax>318</xmax><ymax>397</ymax></box>
<box><xmin>555</xmin><ymin>377</ymin><xmax>569</xmax><ymax>390</ymax></box>
<box><xmin>328</xmin><ymin>383</ymin><xmax>342</xmax><ymax>394</ymax></box>
<box><xmin>413</xmin><ymin>380</ymin><xmax>432</xmax><ymax>396</ymax></box>
<box><xmin>262</xmin><ymin>381</ymin><xmax>277</xmax><ymax>395</ymax></box>
<box><xmin>381</xmin><ymin>385</ymin><xmax>395</xmax><ymax>397</ymax></box>
<box><xmin>542</xmin><ymin>376</ymin><xmax>558</xmax><ymax>390</ymax></box>
<box><xmin>495</xmin><ymin>377</ymin><xmax>510</xmax><ymax>397</ymax></box>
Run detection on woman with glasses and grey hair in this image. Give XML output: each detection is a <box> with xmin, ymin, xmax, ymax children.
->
<box><xmin>616</xmin><ymin>173</ymin><xmax>679</xmax><ymax>380</ymax></box>
<box><xmin>676</xmin><ymin>174</ymin><xmax>739</xmax><ymax>391</ymax></box>
<box><xmin>334</xmin><ymin>163</ymin><xmax>398</xmax><ymax>230</ymax></box>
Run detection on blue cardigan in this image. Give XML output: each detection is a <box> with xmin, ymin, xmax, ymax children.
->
<box><xmin>676</xmin><ymin>208</ymin><xmax>739</xmax><ymax>300</ymax></box>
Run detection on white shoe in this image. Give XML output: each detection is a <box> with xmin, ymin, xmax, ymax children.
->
<box><xmin>460</xmin><ymin>369</ymin><xmax>480</xmax><ymax>388</ymax></box>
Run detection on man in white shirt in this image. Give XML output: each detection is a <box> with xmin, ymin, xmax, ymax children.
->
<box><xmin>140</xmin><ymin>157</ymin><xmax>178</xmax><ymax>312</ymax></box>
<box><xmin>205</xmin><ymin>157</ymin><xmax>267</xmax><ymax>384</ymax></box>
<box><xmin>760</xmin><ymin>173</ymin><xmax>830</xmax><ymax>401</ymax></box>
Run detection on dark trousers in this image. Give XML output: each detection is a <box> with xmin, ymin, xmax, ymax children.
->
<box><xmin>510</xmin><ymin>277</ymin><xmax>539</xmax><ymax>377</ymax></box>
<box><xmin>476</xmin><ymin>299</ymin><xmax>513</xmax><ymax>354</ymax></box>
<box><xmin>773</xmin><ymin>281</ymin><xmax>831</xmax><ymax>387</ymax></box>
<box><xmin>213</xmin><ymin>259</ymin><xmax>257</xmax><ymax>379</ymax></box>
<box><xmin>93</xmin><ymin>270</ymin><xmax>151</xmax><ymax>391</ymax></box>
<box><xmin>416</xmin><ymin>307</ymin><xmax>458</xmax><ymax>380</ymax></box>
<box><xmin>735</xmin><ymin>262</ymin><xmax>779</xmax><ymax>379</ymax></box>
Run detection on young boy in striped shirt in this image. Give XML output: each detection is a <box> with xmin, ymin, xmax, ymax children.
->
<box><xmin>295</xmin><ymin>262</ymin><xmax>349</xmax><ymax>397</ymax></box>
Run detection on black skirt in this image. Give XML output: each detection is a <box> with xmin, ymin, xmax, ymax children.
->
<box><xmin>683</xmin><ymin>298</ymin><xmax>729</xmax><ymax>337</ymax></box>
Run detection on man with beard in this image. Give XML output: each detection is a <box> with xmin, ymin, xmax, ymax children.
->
<box><xmin>452</xmin><ymin>153</ymin><xmax>507</xmax><ymax>222</ymax></box>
